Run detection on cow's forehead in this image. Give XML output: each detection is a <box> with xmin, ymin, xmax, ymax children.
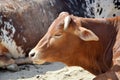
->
<box><xmin>48</xmin><ymin>16</ymin><xmax>65</xmax><ymax>32</ymax></box>
<box><xmin>48</xmin><ymin>15</ymin><xmax>82</xmax><ymax>34</ymax></box>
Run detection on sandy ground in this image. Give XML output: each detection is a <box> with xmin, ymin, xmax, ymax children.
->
<box><xmin>0</xmin><ymin>62</ymin><xmax>95</xmax><ymax>80</ymax></box>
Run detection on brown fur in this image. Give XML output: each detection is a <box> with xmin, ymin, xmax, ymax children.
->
<box><xmin>0</xmin><ymin>43</ymin><xmax>15</xmax><ymax>67</ymax></box>
<box><xmin>29</xmin><ymin>12</ymin><xmax>120</xmax><ymax>79</ymax></box>
<box><xmin>0</xmin><ymin>43</ymin><xmax>8</xmax><ymax>55</ymax></box>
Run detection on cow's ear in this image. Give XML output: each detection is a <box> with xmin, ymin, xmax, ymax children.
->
<box><xmin>75</xmin><ymin>27</ymin><xmax>99</xmax><ymax>41</ymax></box>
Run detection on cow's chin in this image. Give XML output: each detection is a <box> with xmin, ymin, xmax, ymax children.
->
<box><xmin>32</xmin><ymin>60</ymin><xmax>46</xmax><ymax>64</ymax></box>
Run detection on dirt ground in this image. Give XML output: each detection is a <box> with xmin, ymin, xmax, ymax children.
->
<box><xmin>0</xmin><ymin>62</ymin><xmax>95</xmax><ymax>80</ymax></box>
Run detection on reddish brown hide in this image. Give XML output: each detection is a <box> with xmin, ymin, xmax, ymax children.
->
<box><xmin>29</xmin><ymin>12</ymin><xmax>120</xmax><ymax>79</ymax></box>
<box><xmin>0</xmin><ymin>43</ymin><xmax>14</xmax><ymax>68</ymax></box>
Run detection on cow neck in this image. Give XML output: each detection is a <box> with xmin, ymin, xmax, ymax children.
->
<box><xmin>101</xmin><ymin>33</ymin><xmax>116</xmax><ymax>73</ymax></box>
<box><xmin>81</xmin><ymin>41</ymin><xmax>105</xmax><ymax>75</ymax></box>
<box><xmin>64</xmin><ymin>40</ymin><xmax>105</xmax><ymax>75</ymax></box>
<box><xmin>95</xmin><ymin>17</ymin><xmax>118</xmax><ymax>75</ymax></box>
<box><xmin>77</xmin><ymin>17</ymin><xmax>117</xmax><ymax>75</ymax></box>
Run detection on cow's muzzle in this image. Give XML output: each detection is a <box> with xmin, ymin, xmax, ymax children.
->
<box><xmin>29</xmin><ymin>49</ymin><xmax>45</xmax><ymax>64</ymax></box>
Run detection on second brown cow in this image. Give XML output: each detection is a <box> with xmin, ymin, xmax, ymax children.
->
<box><xmin>29</xmin><ymin>12</ymin><xmax>120</xmax><ymax>79</ymax></box>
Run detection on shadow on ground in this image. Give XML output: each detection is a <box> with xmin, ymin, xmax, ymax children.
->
<box><xmin>0</xmin><ymin>62</ymin><xmax>65</xmax><ymax>80</ymax></box>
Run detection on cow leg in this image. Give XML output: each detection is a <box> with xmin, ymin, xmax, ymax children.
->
<box><xmin>93</xmin><ymin>55</ymin><xmax>120</xmax><ymax>79</ymax></box>
<box><xmin>93</xmin><ymin>57</ymin><xmax>120</xmax><ymax>79</ymax></box>
<box><xmin>0</xmin><ymin>55</ymin><xmax>19</xmax><ymax>71</ymax></box>
<box><xmin>93</xmin><ymin>69</ymin><xmax>120</xmax><ymax>80</ymax></box>
<box><xmin>0</xmin><ymin>43</ymin><xmax>19</xmax><ymax>71</ymax></box>
<box><xmin>0</xmin><ymin>56</ymin><xmax>32</xmax><ymax>71</ymax></box>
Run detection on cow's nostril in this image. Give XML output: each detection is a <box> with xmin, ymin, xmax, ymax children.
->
<box><xmin>30</xmin><ymin>52</ymin><xmax>35</xmax><ymax>58</ymax></box>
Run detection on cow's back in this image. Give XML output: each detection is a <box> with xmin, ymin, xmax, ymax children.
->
<box><xmin>0</xmin><ymin>0</ymin><xmax>66</xmax><ymax>58</ymax></box>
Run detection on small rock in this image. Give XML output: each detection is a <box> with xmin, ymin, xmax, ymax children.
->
<box><xmin>6</xmin><ymin>64</ymin><xmax>19</xmax><ymax>72</ymax></box>
<box><xmin>21</xmin><ymin>76</ymin><xmax>25</xmax><ymax>79</ymax></box>
<box><xmin>36</xmin><ymin>75</ymin><xmax>40</xmax><ymax>78</ymax></box>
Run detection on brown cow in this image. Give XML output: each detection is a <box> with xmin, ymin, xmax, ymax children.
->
<box><xmin>29</xmin><ymin>12</ymin><xmax>120</xmax><ymax>79</ymax></box>
<box><xmin>0</xmin><ymin>0</ymin><xmax>67</xmax><ymax>71</ymax></box>
<box><xmin>1</xmin><ymin>0</ymin><xmax>120</xmax><ymax>72</ymax></box>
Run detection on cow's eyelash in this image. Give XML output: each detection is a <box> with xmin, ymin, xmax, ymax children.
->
<box><xmin>54</xmin><ymin>34</ymin><xmax>62</xmax><ymax>36</ymax></box>
<box><xmin>52</xmin><ymin>33</ymin><xmax>63</xmax><ymax>38</ymax></box>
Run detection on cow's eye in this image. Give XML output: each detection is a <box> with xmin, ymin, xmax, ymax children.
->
<box><xmin>53</xmin><ymin>33</ymin><xmax>62</xmax><ymax>38</ymax></box>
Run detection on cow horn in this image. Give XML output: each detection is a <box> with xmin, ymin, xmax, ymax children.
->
<box><xmin>64</xmin><ymin>16</ymin><xmax>71</xmax><ymax>30</ymax></box>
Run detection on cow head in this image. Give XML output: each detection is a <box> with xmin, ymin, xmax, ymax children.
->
<box><xmin>29</xmin><ymin>12</ymin><xmax>99</xmax><ymax>66</ymax></box>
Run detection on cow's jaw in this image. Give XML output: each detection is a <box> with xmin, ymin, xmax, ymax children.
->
<box><xmin>32</xmin><ymin>59</ymin><xmax>46</xmax><ymax>64</ymax></box>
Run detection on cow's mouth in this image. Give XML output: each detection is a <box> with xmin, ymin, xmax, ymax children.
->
<box><xmin>32</xmin><ymin>60</ymin><xmax>46</xmax><ymax>64</ymax></box>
